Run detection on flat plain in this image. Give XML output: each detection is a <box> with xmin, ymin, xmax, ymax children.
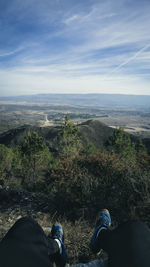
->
<box><xmin>0</xmin><ymin>99</ymin><xmax>150</xmax><ymax>137</ymax></box>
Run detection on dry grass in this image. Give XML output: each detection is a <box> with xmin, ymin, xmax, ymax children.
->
<box><xmin>1</xmin><ymin>206</ymin><xmax>150</xmax><ymax>264</ymax></box>
<box><xmin>0</xmin><ymin>210</ymin><xmax>99</xmax><ymax>264</ymax></box>
<box><xmin>37</xmin><ymin>213</ymin><xmax>97</xmax><ymax>264</ymax></box>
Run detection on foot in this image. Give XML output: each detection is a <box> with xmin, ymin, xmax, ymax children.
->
<box><xmin>50</xmin><ymin>223</ymin><xmax>64</xmax><ymax>243</ymax></box>
<box><xmin>49</xmin><ymin>223</ymin><xmax>67</xmax><ymax>266</ymax></box>
<box><xmin>95</xmin><ymin>209</ymin><xmax>111</xmax><ymax>228</ymax></box>
<box><xmin>90</xmin><ymin>209</ymin><xmax>111</xmax><ymax>254</ymax></box>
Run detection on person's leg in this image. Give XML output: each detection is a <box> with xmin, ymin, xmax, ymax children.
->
<box><xmin>90</xmin><ymin>209</ymin><xmax>111</xmax><ymax>254</ymax></box>
<box><xmin>2</xmin><ymin>217</ymin><xmax>48</xmax><ymax>243</ymax></box>
<box><xmin>90</xmin><ymin>211</ymin><xmax>150</xmax><ymax>267</ymax></box>
<box><xmin>48</xmin><ymin>223</ymin><xmax>67</xmax><ymax>267</ymax></box>
<box><xmin>0</xmin><ymin>217</ymin><xmax>66</xmax><ymax>267</ymax></box>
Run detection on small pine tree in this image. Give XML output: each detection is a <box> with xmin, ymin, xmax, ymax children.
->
<box><xmin>0</xmin><ymin>144</ymin><xmax>14</xmax><ymax>184</ymax></box>
<box><xmin>59</xmin><ymin>115</ymin><xmax>82</xmax><ymax>158</ymax></box>
<box><xmin>108</xmin><ymin>127</ymin><xmax>136</xmax><ymax>162</ymax></box>
<box><xmin>136</xmin><ymin>138</ymin><xmax>147</xmax><ymax>153</ymax></box>
<box><xmin>83</xmin><ymin>143</ymin><xmax>98</xmax><ymax>157</ymax></box>
<box><xmin>21</xmin><ymin>131</ymin><xmax>52</xmax><ymax>184</ymax></box>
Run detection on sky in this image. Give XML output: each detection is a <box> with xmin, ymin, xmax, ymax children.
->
<box><xmin>0</xmin><ymin>0</ymin><xmax>150</xmax><ymax>96</ymax></box>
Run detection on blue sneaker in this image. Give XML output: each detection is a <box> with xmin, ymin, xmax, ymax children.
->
<box><xmin>95</xmin><ymin>209</ymin><xmax>111</xmax><ymax>228</ymax></box>
<box><xmin>90</xmin><ymin>209</ymin><xmax>111</xmax><ymax>254</ymax></box>
<box><xmin>49</xmin><ymin>223</ymin><xmax>67</xmax><ymax>266</ymax></box>
<box><xmin>50</xmin><ymin>223</ymin><xmax>64</xmax><ymax>243</ymax></box>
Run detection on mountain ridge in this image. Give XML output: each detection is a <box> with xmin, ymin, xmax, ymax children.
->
<box><xmin>1</xmin><ymin>93</ymin><xmax>150</xmax><ymax>108</ymax></box>
<box><xmin>0</xmin><ymin>119</ymin><xmax>150</xmax><ymax>153</ymax></box>
<box><xmin>0</xmin><ymin>120</ymin><xmax>114</xmax><ymax>149</ymax></box>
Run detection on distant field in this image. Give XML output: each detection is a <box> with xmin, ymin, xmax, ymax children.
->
<box><xmin>0</xmin><ymin>101</ymin><xmax>150</xmax><ymax>137</ymax></box>
<box><xmin>110</xmin><ymin>125</ymin><xmax>150</xmax><ymax>136</ymax></box>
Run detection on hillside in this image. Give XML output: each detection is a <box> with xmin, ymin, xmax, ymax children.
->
<box><xmin>0</xmin><ymin>120</ymin><xmax>114</xmax><ymax>150</ymax></box>
<box><xmin>79</xmin><ymin>120</ymin><xmax>114</xmax><ymax>148</ymax></box>
<box><xmin>1</xmin><ymin>119</ymin><xmax>150</xmax><ymax>154</ymax></box>
<box><xmin>0</xmin><ymin>119</ymin><xmax>150</xmax><ymax>264</ymax></box>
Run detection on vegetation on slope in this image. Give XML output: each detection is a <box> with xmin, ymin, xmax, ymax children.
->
<box><xmin>0</xmin><ymin>117</ymin><xmax>149</xmax><ymax>215</ymax></box>
<box><xmin>0</xmin><ymin>117</ymin><xmax>150</xmax><ymax>263</ymax></box>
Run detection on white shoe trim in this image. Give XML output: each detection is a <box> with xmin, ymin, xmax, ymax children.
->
<box><xmin>54</xmin><ymin>238</ymin><xmax>62</xmax><ymax>254</ymax></box>
<box><xmin>96</xmin><ymin>226</ymin><xmax>107</xmax><ymax>239</ymax></box>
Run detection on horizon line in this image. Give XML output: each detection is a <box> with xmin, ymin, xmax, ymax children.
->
<box><xmin>1</xmin><ymin>92</ymin><xmax>150</xmax><ymax>98</ymax></box>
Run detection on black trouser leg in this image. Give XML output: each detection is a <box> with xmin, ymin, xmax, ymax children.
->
<box><xmin>0</xmin><ymin>217</ymin><xmax>61</xmax><ymax>267</ymax></box>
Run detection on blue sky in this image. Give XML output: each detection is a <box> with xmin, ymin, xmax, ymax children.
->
<box><xmin>0</xmin><ymin>0</ymin><xmax>150</xmax><ymax>96</ymax></box>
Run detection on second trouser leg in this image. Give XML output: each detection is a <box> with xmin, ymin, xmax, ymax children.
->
<box><xmin>48</xmin><ymin>224</ymin><xmax>68</xmax><ymax>267</ymax></box>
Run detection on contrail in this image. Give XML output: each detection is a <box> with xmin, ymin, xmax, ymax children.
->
<box><xmin>0</xmin><ymin>47</ymin><xmax>23</xmax><ymax>57</ymax></box>
<box><xmin>105</xmin><ymin>43</ymin><xmax>150</xmax><ymax>79</ymax></box>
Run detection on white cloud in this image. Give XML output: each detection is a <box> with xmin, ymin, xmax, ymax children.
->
<box><xmin>0</xmin><ymin>66</ymin><xmax>150</xmax><ymax>96</ymax></box>
<box><xmin>0</xmin><ymin>0</ymin><xmax>150</xmax><ymax>95</ymax></box>
<box><xmin>64</xmin><ymin>14</ymin><xmax>80</xmax><ymax>25</ymax></box>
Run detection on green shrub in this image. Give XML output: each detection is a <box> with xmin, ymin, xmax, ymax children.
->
<box><xmin>0</xmin><ymin>144</ymin><xmax>14</xmax><ymax>185</ymax></box>
<box><xmin>44</xmin><ymin>152</ymin><xmax>150</xmax><ymax>220</ymax></box>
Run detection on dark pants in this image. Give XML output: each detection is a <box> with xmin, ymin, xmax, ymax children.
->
<box><xmin>98</xmin><ymin>221</ymin><xmax>150</xmax><ymax>267</ymax></box>
<box><xmin>0</xmin><ymin>217</ymin><xmax>63</xmax><ymax>267</ymax></box>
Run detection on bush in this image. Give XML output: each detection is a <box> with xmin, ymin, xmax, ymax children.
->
<box><xmin>0</xmin><ymin>144</ymin><xmax>14</xmax><ymax>185</ymax></box>
<box><xmin>107</xmin><ymin>127</ymin><xmax>136</xmax><ymax>162</ymax></box>
<box><xmin>44</xmin><ymin>152</ymin><xmax>150</xmax><ymax>220</ymax></box>
<box><xmin>20</xmin><ymin>131</ymin><xmax>52</xmax><ymax>186</ymax></box>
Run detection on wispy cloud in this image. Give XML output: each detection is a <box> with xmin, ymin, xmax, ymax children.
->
<box><xmin>107</xmin><ymin>43</ymin><xmax>150</xmax><ymax>76</ymax></box>
<box><xmin>0</xmin><ymin>0</ymin><xmax>150</xmax><ymax>95</ymax></box>
<box><xmin>0</xmin><ymin>46</ymin><xmax>24</xmax><ymax>57</ymax></box>
<box><xmin>64</xmin><ymin>14</ymin><xmax>80</xmax><ymax>25</ymax></box>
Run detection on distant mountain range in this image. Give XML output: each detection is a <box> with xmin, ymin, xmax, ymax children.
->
<box><xmin>1</xmin><ymin>94</ymin><xmax>150</xmax><ymax>109</ymax></box>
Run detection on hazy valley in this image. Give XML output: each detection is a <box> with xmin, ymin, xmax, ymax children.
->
<box><xmin>0</xmin><ymin>94</ymin><xmax>150</xmax><ymax>138</ymax></box>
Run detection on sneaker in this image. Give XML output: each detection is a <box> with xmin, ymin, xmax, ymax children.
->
<box><xmin>95</xmin><ymin>209</ymin><xmax>111</xmax><ymax>228</ymax></box>
<box><xmin>90</xmin><ymin>209</ymin><xmax>111</xmax><ymax>254</ymax></box>
<box><xmin>49</xmin><ymin>223</ymin><xmax>67</xmax><ymax>265</ymax></box>
<box><xmin>50</xmin><ymin>223</ymin><xmax>64</xmax><ymax>243</ymax></box>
